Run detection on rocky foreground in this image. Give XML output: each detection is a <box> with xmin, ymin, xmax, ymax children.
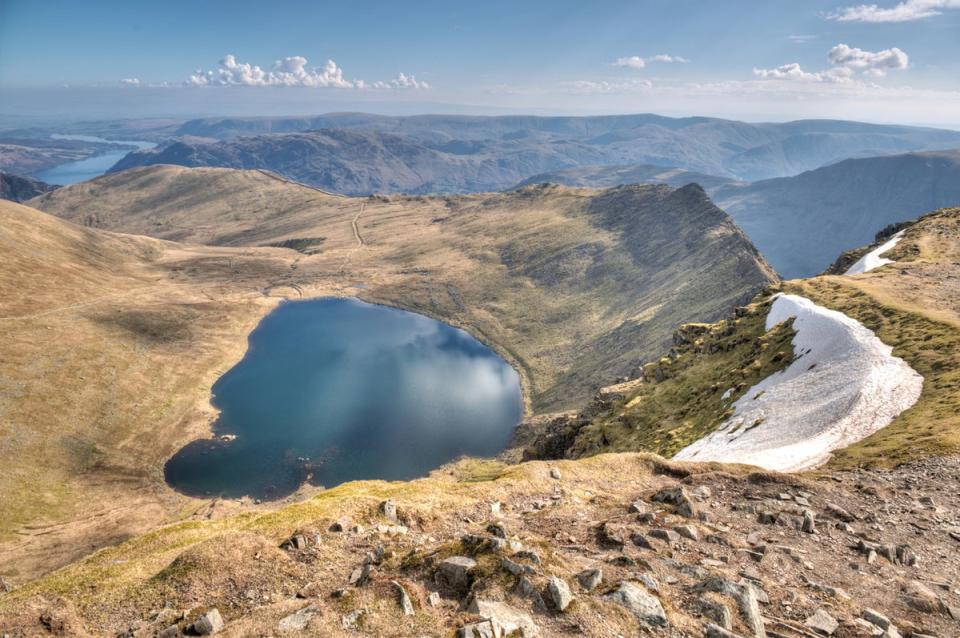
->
<box><xmin>2</xmin><ymin>453</ymin><xmax>958</xmax><ymax>637</ymax></box>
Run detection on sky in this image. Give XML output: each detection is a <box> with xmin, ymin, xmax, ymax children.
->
<box><xmin>1</xmin><ymin>0</ymin><xmax>960</xmax><ymax>126</ymax></box>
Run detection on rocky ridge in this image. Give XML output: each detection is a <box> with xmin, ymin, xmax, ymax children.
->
<box><xmin>2</xmin><ymin>454</ymin><xmax>958</xmax><ymax>637</ymax></box>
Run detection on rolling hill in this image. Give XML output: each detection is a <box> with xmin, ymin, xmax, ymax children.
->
<box><xmin>8</xmin><ymin>166</ymin><xmax>776</xmax><ymax>581</ymax></box>
<box><xmin>108</xmin><ymin>113</ymin><xmax>960</xmax><ymax>190</ymax></box>
<box><xmin>3</xmin><ymin>205</ymin><xmax>959</xmax><ymax>638</ymax></box>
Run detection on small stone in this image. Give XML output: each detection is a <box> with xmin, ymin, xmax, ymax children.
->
<box><xmin>648</xmin><ymin>528</ymin><xmax>680</xmax><ymax>543</ymax></box>
<box><xmin>427</xmin><ymin>592</ymin><xmax>441</xmax><ymax>607</ymax></box>
<box><xmin>297</xmin><ymin>581</ymin><xmax>322</xmax><ymax>598</ymax></box>
<box><xmin>349</xmin><ymin>564</ymin><xmax>373</xmax><ymax>586</ymax></box>
<box><xmin>651</xmin><ymin>485</ymin><xmax>697</xmax><ymax>518</ymax></box>
<box><xmin>862</xmin><ymin>608</ymin><xmax>890</xmax><ymax>629</ymax></box>
<box><xmin>380</xmin><ymin>500</ymin><xmax>398</xmax><ymax>522</ymax></box>
<box><xmin>490</xmin><ymin>501</ymin><xmax>502</xmax><ymax>516</ymax></box>
<box><xmin>514</xmin><ymin>549</ymin><xmax>542</xmax><ymax>565</ymax></box>
<box><xmin>277</xmin><ymin>604</ymin><xmax>319</xmax><ymax>631</ymax></box>
<box><xmin>341</xmin><ymin>609</ymin><xmax>364</xmax><ymax>630</ymax></box>
<box><xmin>501</xmin><ymin>557</ymin><xmax>530</xmax><ymax>576</ymax></box>
<box><xmin>705</xmin><ymin>624</ymin><xmax>743</xmax><ymax>638</ymax></box>
<box><xmin>391</xmin><ymin>580</ymin><xmax>414</xmax><ymax>616</ymax></box>
<box><xmin>545</xmin><ymin>577</ymin><xmax>574</xmax><ymax>611</ymax></box>
<box><xmin>189</xmin><ymin>609</ymin><xmax>224</xmax><ymax>635</ymax></box>
<box><xmin>577</xmin><ymin>568</ymin><xmax>602</xmax><ymax>592</ymax></box>
<box><xmin>692</xmin><ymin>485</ymin><xmax>712</xmax><ymax>500</ymax></box>
<box><xmin>486</xmin><ymin>521</ymin><xmax>507</xmax><ymax>538</ymax></box>
<box><xmin>599</xmin><ymin>521</ymin><xmax>626</xmax><ymax>547</ymax></box>
<box><xmin>550</xmin><ymin>468</ymin><xmax>562</xmax><ymax>480</ymax></box>
<box><xmin>802</xmin><ymin>510</ymin><xmax>816</xmax><ymax>534</ymax></box>
<box><xmin>604</xmin><ymin>581</ymin><xmax>668</xmax><ymax>627</ymax></box>
<box><xmin>696</xmin><ymin>596</ymin><xmax>732</xmax><ymax>629</ymax></box>
<box><xmin>156</xmin><ymin>625</ymin><xmax>180</xmax><ymax>638</ymax></box>
<box><xmin>631</xmin><ymin>532</ymin><xmax>655</xmax><ymax>550</ymax></box>
<box><xmin>459</xmin><ymin>620</ymin><xmax>497</xmax><ymax>638</ymax></box>
<box><xmin>329</xmin><ymin>517</ymin><xmax>351</xmax><ymax>532</ymax></box>
<box><xmin>628</xmin><ymin>500</ymin><xmax>647</xmax><ymax>514</ymax></box>
<box><xmin>674</xmin><ymin>524</ymin><xmax>700</xmax><ymax>541</ymax></box>
<box><xmin>514</xmin><ymin>575</ymin><xmax>546</xmax><ymax>610</ymax></box>
<box><xmin>805</xmin><ymin>609</ymin><xmax>839</xmax><ymax>635</ymax></box>
<box><xmin>282</xmin><ymin>534</ymin><xmax>308</xmax><ymax>550</ymax></box>
<box><xmin>466</xmin><ymin>599</ymin><xmax>540</xmax><ymax>637</ymax></box>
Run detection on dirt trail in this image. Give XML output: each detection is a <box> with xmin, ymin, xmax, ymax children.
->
<box><xmin>351</xmin><ymin>203</ymin><xmax>365</xmax><ymax>246</ymax></box>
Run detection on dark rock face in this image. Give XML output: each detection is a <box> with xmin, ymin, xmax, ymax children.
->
<box><xmin>0</xmin><ymin>171</ymin><xmax>56</xmax><ymax>202</ymax></box>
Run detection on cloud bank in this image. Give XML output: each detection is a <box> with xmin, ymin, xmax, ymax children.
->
<box><xmin>754</xmin><ymin>43</ymin><xmax>908</xmax><ymax>83</ymax></box>
<box><xmin>827</xmin><ymin>0</ymin><xmax>960</xmax><ymax>22</ymax></box>
<box><xmin>187</xmin><ymin>55</ymin><xmax>429</xmax><ymax>90</ymax></box>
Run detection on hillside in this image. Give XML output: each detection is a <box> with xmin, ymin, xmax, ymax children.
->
<box><xmin>515</xmin><ymin>163</ymin><xmax>739</xmax><ymax>192</ymax></box>
<box><xmin>0</xmin><ymin>171</ymin><xmax>55</xmax><ymax>202</ymax></box>
<box><xmin>712</xmin><ymin>149</ymin><xmax>960</xmax><ymax>278</ymax></box>
<box><xmin>31</xmin><ymin>165</ymin><xmax>777</xmax><ymax>411</ymax></box>
<box><xmin>2</xmin><ymin>197</ymin><xmax>960</xmax><ymax>638</ymax></box>
<box><xmin>107</xmin><ymin>114</ymin><xmax>960</xmax><ymax>190</ymax></box>
<box><xmin>522</xmin><ymin>207</ymin><xmax>960</xmax><ymax>470</ymax></box>
<box><xmin>4</xmin><ymin>171</ymin><xmax>775</xmax><ymax>582</ymax></box>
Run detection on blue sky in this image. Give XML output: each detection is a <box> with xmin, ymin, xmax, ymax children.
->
<box><xmin>2</xmin><ymin>0</ymin><xmax>959</xmax><ymax>125</ymax></box>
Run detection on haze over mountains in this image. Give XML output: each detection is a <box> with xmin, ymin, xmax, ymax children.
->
<box><xmin>110</xmin><ymin>113</ymin><xmax>960</xmax><ymax>191</ymax></box>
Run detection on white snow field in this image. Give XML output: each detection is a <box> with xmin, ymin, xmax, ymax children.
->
<box><xmin>674</xmin><ymin>294</ymin><xmax>923</xmax><ymax>471</ymax></box>
<box><xmin>845</xmin><ymin>231</ymin><xmax>905</xmax><ymax>275</ymax></box>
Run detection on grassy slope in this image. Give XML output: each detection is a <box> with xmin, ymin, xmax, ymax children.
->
<box><xmin>30</xmin><ymin>167</ymin><xmax>778</xmax><ymax>411</ymax></box>
<box><xmin>539</xmin><ymin>207</ymin><xmax>960</xmax><ymax>468</ymax></box>
<box><xmin>3</xmin><ymin>173</ymin><xmax>776</xmax><ymax>581</ymax></box>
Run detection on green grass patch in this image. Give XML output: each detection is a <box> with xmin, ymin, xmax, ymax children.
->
<box><xmin>565</xmin><ymin>295</ymin><xmax>796</xmax><ymax>458</ymax></box>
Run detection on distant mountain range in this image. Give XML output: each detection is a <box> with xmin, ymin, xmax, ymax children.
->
<box><xmin>0</xmin><ymin>171</ymin><xmax>56</xmax><ymax>202</ymax></box>
<box><xmin>109</xmin><ymin>113</ymin><xmax>960</xmax><ymax>188</ymax></box>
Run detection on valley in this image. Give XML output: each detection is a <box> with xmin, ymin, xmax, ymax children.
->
<box><xmin>0</xmin><ymin>169</ymin><xmax>775</xmax><ymax>583</ymax></box>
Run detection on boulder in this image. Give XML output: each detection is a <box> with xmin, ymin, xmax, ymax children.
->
<box><xmin>391</xmin><ymin>580</ymin><xmax>415</xmax><ymax>616</ymax></box>
<box><xmin>545</xmin><ymin>577</ymin><xmax>574</xmax><ymax>611</ymax></box>
<box><xmin>189</xmin><ymin>609</ymin><xmax>224</xmax><ymax>635</ymax></box>
<box><xmin>604</xmin><ymin>581</ymin><xmax>668</xmax><ymax>627</ymax></box>
<box><xmin>466</xmin><ymin>598</ymin><xmax>539</xmax><ymax>637</ymax></box>
<box><xmin>437</xmin><ymin>556</ymin><xmax>477</xmax><ymax>593</ymax></box>
<box><xmin>804</xmin><ymin>609</ymin><xmax>838</xmax><ymax>635</ymax></box>
<box><xmin>380</xmin><ymin>499</ymin><xmax>398</xmax><ymax>522</ymax></box>
<box><xmin>577</xmin><ymin>568</ymin><xmax>603</xmax><ymax>592</ymax></box>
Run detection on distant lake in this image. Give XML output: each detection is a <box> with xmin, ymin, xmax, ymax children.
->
<box><xmin>37</xmin><ymin>134</ymin><xmax>154</xmax><ymax>185</ymax></box>
<box><xmin>164</xmin><ymin>298</ymin><xmax>523</xmax><ymax>500</ymax></box>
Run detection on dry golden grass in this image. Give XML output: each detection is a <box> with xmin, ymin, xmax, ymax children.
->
<box><xmin>3</xmin><ymin>170</ymin><xmax>774</xmax><ymax>582</ymax></box>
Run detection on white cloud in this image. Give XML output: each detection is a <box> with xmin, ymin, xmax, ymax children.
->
<box><xmin>614</xmin><ymin>56</ymin><xmax>646</xmax><ymax>69</ymax></box>
<box><xmin>827</xmin><ymin>43</ymin><xmax>908</xmax><ymax>76</ymax></box>
<box><xmin>186</xmin><ymin>54</ymin><xmax>428</xmax><ymax>90</ymax></box>
<box><xmin>119</xmin><ymin>78</ymin><xmax>140</xmax><ymax>86</ymax></box>
<box><xmin>753</xmin><ymin>63</ymin><xmax>854</xmax><ymax>83</ymax></box>
<box><xmin>754</xmin><ymin>43</ymin><xmax>908</xmax><ymax>84</ymax></box>
<box><xmin>613</xmin><ymin>54</ymin><xmax>689</xmax><ymax>69</ymax></box>
<box><xmin>788</xmin><ymin>34</ymin><xmax>818</xmax><ymax>43</ymax></box>
<box><xmin>827</xmin><ymin>0</ymin><xmax>960</xmax><ymax>22</ymax></box>
<box><xmin>564</xmin><ymin>78</ymin><xmax>653</xmax><ymax>94</ymax></box>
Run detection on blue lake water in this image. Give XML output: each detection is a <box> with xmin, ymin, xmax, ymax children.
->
<box><xmin>37</xmin><ymin>135</ymin><xmax>154</xmax><ymax>185</ymax></box>
<box><xmin>164</xmin><ymin>297</ymin><xmax>523</xmax><ymax>500</ymax></box>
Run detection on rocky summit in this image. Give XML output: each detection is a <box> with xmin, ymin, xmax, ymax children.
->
<box><xmin>2</xmin><ymin>454</ymin><xmax>959</xmax><ymax>637</ymax></box>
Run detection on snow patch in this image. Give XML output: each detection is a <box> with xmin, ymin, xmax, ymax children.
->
<box><xmin>674</xmin><ymin>294</ymin><xmax>922</xmax><ymax>472</ymax></box>
<box><xmin>845</xmin><ymin>231</ymin><xmax>905</xmax><ymax>275</ymax></box>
